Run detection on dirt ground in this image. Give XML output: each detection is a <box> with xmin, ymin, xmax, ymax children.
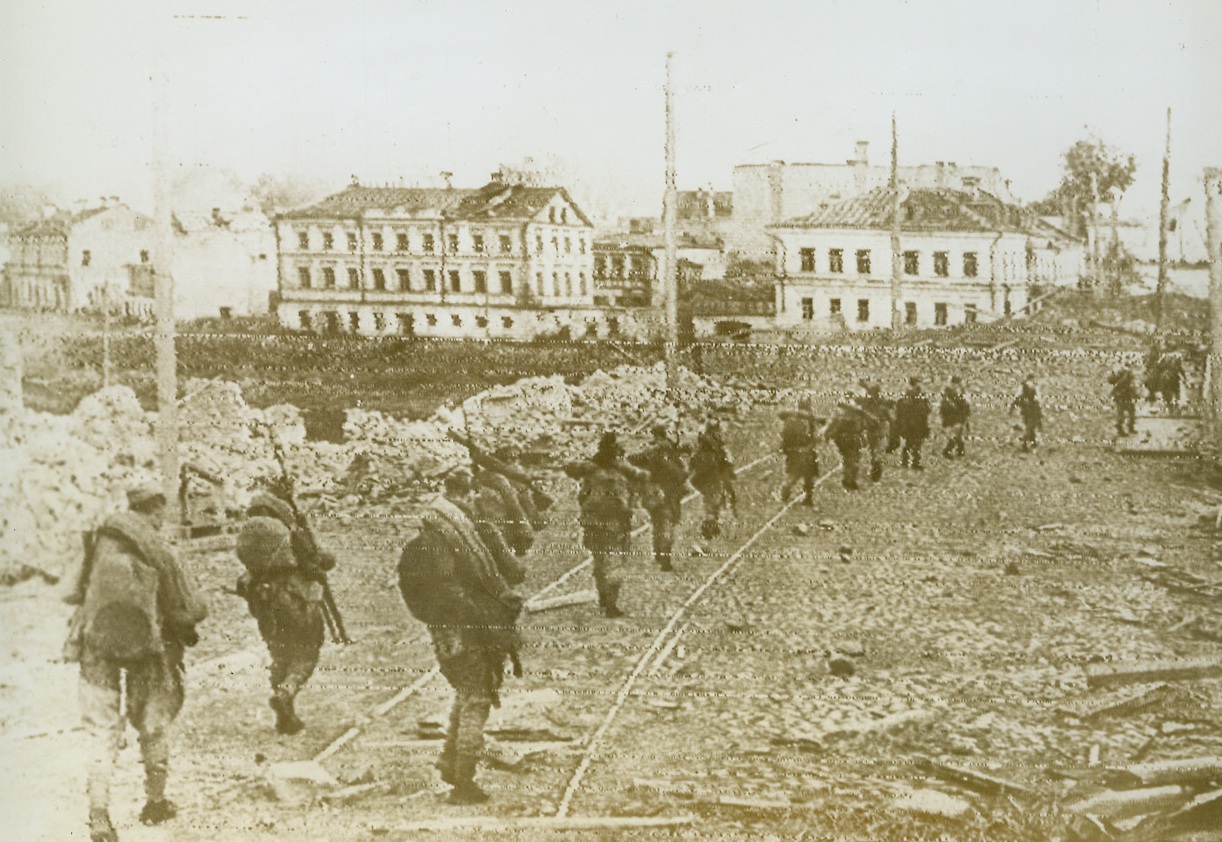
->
<box><xmin>2</xmin><ymin>347</ymin><xmax>1221</xmax><ymax>841</ymax></box>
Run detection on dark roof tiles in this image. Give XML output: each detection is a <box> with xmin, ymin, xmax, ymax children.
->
<box><xmin>774</xmin><ymin>187</ymin><xmax>1044</xmax><ymax>235</ymax></box>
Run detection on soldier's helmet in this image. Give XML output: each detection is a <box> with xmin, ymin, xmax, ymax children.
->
<box><xmin>594</xmin><ymin>432</ymin><xmax>623</xmax><ymax>465</ymax></box>
<box><xmin>127</xmin><ymin>483</ymin><xmax>166</xmax><ymax>512</ymax></box>
<box><xmin>248</xmin><ymin>491</ymin><xmax>293</xmax><ymax>525</ymax></box>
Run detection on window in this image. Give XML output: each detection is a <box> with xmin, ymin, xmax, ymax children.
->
<box><xmin>140</xmin><ymin>250</ymin><xmax>150</xmax><ymax>264</ymax></box>
<box><xmin>448</xmin><ymin>270</ymin><xmax>460</xmax><ymax>292</ymax></box>
<box><xmin>502</xmin><ymin>316</ymin><xmax>513</xmax><ymax>329</ymax></box>
<box><xmin>903</xmin><ymin>251</ymin><xmax>919</xmax><ymax>275</ymax></box>
<box><xmin>396</xmin><ymin>268</ymin><xmax>411</xmax><ymax>289</ymax></box>
<box><xmin>398</xmin><ymin>313</ymin><xmax>414</xmax><ymax>336</ymax></box>
<box><xmin>564</xmin><ymin>272</ymin><xmax>572</xmax><ymax>296</ymax></box>
<box><xmin>475</xmin><ymin>315</ymin><xmax>488</xmax><ymax>329</ymax></box>
<box><xmin>451</xmin><ymin>314</ymin><xmax>462</xmax><ymax>327</ymax></box>
<box><xmin>396</xmin><ymin>232</ymin><xmax>409</xmax><ymax>252</ymax></box>
<box><xmin>856</xmin><ymin>249</ymin><xmax>871</xmax><ymax>274</ymax></box>
<box><xmin>372</xmin><ymin>232</ymin><xmax>383</xmax><ymax>251</ymax></box>
<box><xmin>801</xmin><ymin>297</ymin><xmax>814</xmax><ymax>320</ymax></box>
<box><xmin>564</xmin><ymin>237</ymin><xmax>572</xmax><ymax>254</ymax></box>
<box><xmin>578</xmin><ymin>272</ymin><xmax>587</xmax><ymax>295</ymax></box>
<box><xmin>447</xmin><ymin>234</ymin><xmax>458</xmax><ymax>253</ymax></box>
<box><xmin>964</xmin><ymin>303</ymin><xmax>978</xmax><ymax>324</ymax></box>
<box><xmin>473</xmin><ymin>270</ymin><xmax>487</xmax><ymax>293</ymax></box>
<box><xmin>934</xmin><ymin>302</ymin><xmax>948</xmax><ymax>325</ymax></box>
<box><xmin>549</xmin><ymin>207</ymin><xmax>556</xmax><ymax>224</ymax></box>
<box><xmin>612</xmin><ymin>255</ymin><xmax>625</xmax><ymax>278</ymax></box>
<box><xmin>857</xmin><ymin>299</ymin><xmax>870</xmax><ymax>322</ymax></box>
<box><xmin>347</xmin><ymin>267</ymin><xmax>360</xmax><ymax>288</ymax></box>
<box><xmin>499</xmin><ymin>234</ymin><xmax>513</xmax><ymax>254</ymax></box>
<box><xmin>322</xmin><ymin>312</ymin><xmax>341</xmax><ymax>334</ymax></box>
<box><xmin>372</xmin><ymin>268</ymin><xmax>386</xmax><ymax>290</ymax></box>
<box><xmin>374</xmin><ymin>312</ymin><xmax>386</xmax><ymax>332</ymax></box>
<box><xmin>298</xmin><ymin>267</ymin><xmax>312</xmax><ymax>288</ymax></box>
<box><xmin>536</xmin><ymin>272</ymin><xmax>544</xmax><ymax>294</ymax></box>
<box><xmin>579</xmin><ymin>238</ymin><xmax>587</xmax><ymax>254</ymax></box>
<box><xmin>347</xmin><ymin>232</ymin><xmax>358</xmax><ymax>251</ymax></box>
<box><xmin>322</xmin><ymin>267</ymin><xmax>336</xmax><ymax>288</ymax></box>
<box><xmin>423</xmin><ymin>269</ymin><xmax>436</xmax><ymax>291</ymax></box>
<box><xmin>551</xmin><ymin>236</ymin><xmax>559</xmax><ymax>252</ymax></box>
<box><xmin>905</xmin><ymin>301</ymin><xmax>918</xmax><ymax>325</ymax></box>
<box><xmin>298</xmin><ymin>310</ymin><xmax>312</xmax><ymax>330</ymax></box>
<box><xmin>423</xmin><ymin>233</ymin><xmax>435</xmax><ymax>253</ymax></box>
<box><xmin>499</xmin><ymin>270</ymin><xmax>513</xmax><ymax>294</ymax></box>
<box><xmin>1004</xmin><ymin>297</ymin><xmax>1013</xmax><ymax>316</ymax></box>
<box><xmin>933</xmin><ymin>251</ymin><xmax>949</xmax><ymax>277</ymax></box>
<box><xmin>561</xmin><ymin>207</ymin><xmax>568</xmax><ymax>223</ymax></box>
<box><xmin>348</xmin><ymin>312</ymin><xmax>360</xmax><ymax>332</ymax></box>
<box><xmin>829</xmin><ymin>249</ymin><xmax>844</xmax><ymax>273</ymax></box>
<box><xmin>322</xmin><ymin>232</ymin><xmax>334</xmax><ymax>250</ymax></box>
<box><xmin>425</xmin><ymin>313</ymin><xmax>437</xmax><ymax>326</ymax></box>
<box><xmin>594</xmin><ymin>255</ymin><xmax>606</xmax><ymax>279</ymax></box>
<box><xmin>81</xmin><ymin>250</ymin><xmax>91</xmax><ymax>267</ymax></box>
<box><xmin>552</xmin><ymin>272</ymin><xmax>559</xmax><ymax>295</ymax></box>
<box><xmin>472</xmin><ymin>234</ymin><xmax>484</xmax><ymax>253</ymax></box>
<box><xmin>799</xmin><ymin>248</ymin><xmax>815</xmax><ymax>272</ymax></box>
<box><xmin>963</xmin><ymin>252</ymin><xmax>979</xmax><ymax>278</ymax></box>
<box><xmin>829</xmin><ymin>298</ymin><xmax>842</xmax><ymax>315</ymax></box>
<box><xmin>608</xmin><ymin>316</ymin><xmax>620</xmax><ymax>336</ymax></box>
<box><xmin>297</xmin><ymin>231</ymin><xmax>309</xmax><ymax>249</ymax></box>
<box><xmin>535</xmin><ymin>235</ymin><xmax>544</xmax><ymax>253</ymax></box>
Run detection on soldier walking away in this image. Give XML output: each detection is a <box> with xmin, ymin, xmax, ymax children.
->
<box><xmin>689</xmin><ymin>419</ymin><xmax>737</xmax><ymax>539</ymax></box>
<box><xmin>893</xmin><ymin>377</ymin><xmax>932</xmax><ymax>470</ymax></box>
<box><xmin>628</xmin><ymin>425</ymin><xmax>691</xmax><ymax>572</ymax></box>
<box><xmin>856</xmin><ymin>379</ymin><xmax>893</xmax><ymax>483</ymax></box>
<box><xmin>1011</xmin><ymin>376</ymin><xmax>1043</xmax><ymax>453</ymax></box>
<box><xmin>822</xmin><ymin>400</ymin><xmax>866</xmax><ymax>491</ymax></box>
<box><xmin>61</xmin><ymin>484</ymin><xmax>208</xmax><ymax>842</ymax></box>
<box><xmin>397</xmin><ymin>468</ymin><xmax>526</xmax><ymax>804</ymax></box>
<box><xmin>779</xmin><ymin>397</ymin><xmax>821</xmax><ymax>505</ymax></box>
<box><xmin>234</xmin><ymin>490</ymin><xmax>338</xmax><ymax>735</ymax></box>
<box><xmin>564</xmin><ymin>433</ymin><xmax>649</xmax><ymax>616</ymax></box>
<box><xmin>1108</xmin><ymin>365</ymin><xmax>1139</xmax><ymax>436</ymax></box>
<box><xmin>939</xmin><ymin>376</ymin><xmax>971</xmax><ymax>458</ymax></box>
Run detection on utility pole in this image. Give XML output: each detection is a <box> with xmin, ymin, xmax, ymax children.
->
<box><xmin>1090</xmin><ymin>171</ymin><xmax>1102</xmax><ymax>290</ymax></box>
<box><xmin>101</xmin><ymin>278</ymin><xmax>111</xmax><ymax>389</ymax></box>
<box><xmin>152</xmin><ymin>11</ymin><xmax>179</xmax><ymax>526</ymax></box>
<box><xmin>889</xmin><ymin>112</ymin><xmax>902</xmax><ymax>330</ymax></box>
<box><xmin>663</xmin><ymin>51</ymin><xmax>679</xmax><ymax>395</ymax></box>
<box><xmin>1205</xmin><ymin>167</ymin><xmax>1222</xmax><ymax>422</ymax></box>
<box><xmin>1156</xmin><ymin>107</ymin><xmax>1172</xmax><ymax>332</ymax></box>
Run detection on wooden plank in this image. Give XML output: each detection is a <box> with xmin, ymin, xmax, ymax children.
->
<box><xmin>1084</xmin><ymin>657</ymin><xmax>1222</xmax><ymax>689</ymax></box>
<box><xmin>525</xmin><ymin>589</ymin><xmax>599</xmax><ymax>613</ymax></box>
<box><xmin>1125</xmin><ymin>757</ymin><xmax>1222</xmax><ymax>788</ymax></box>
<box><xmin>915</xmin><ymin>757</ymin><xmax>1037</xmax><ymax>799</ymax></box>
<box><xmin>1068</xmin><ymin>785</ymin><xmax>1189</xmax><ymax>819</ymax></box>
<box><xmin>1057</xmin><ymin>683</ymin><xmax>1173</xmax><ymax>721</ymax></box>
<box><xmin>391</xmin><ymin>814</ymin><xmax>697</xmax><ymax>833</ymax></box>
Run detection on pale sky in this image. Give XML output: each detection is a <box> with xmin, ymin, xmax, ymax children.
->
<box><xmin>2</xmin><ymin>0</ymin><xmax>1219</xmax><ymax>221</ymax></box>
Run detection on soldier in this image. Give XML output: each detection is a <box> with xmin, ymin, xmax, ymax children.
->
<box><xmin>62</xmin><ymin>484</ymin><xmax>208</xmax><ymax>842</ymax></box>
<box><xmin>398</xmin><ymin>467</ymin><xmax>525</xmax><ymax>804</ymax></box>
<box><xmin>821</xmin><ymin>400</ymin><xmax>866</xmax><ymax>491</ymax></box>
<box><xmin>1108</xmin><ymin>364</ymin><xmax>1139</xmax><ymax>436</ymax></box>
<box><xmin>939</xmin><ymin>375</ymin><xmax>971</xmax><ymax>458</ymax></box>
<box><xmin>1011</xmin><ymin>376</ymin><xmax>1043</xmax><ymax>452</ymax></box>
<box><xmin>779</xmin><ymin>397</ymin><xmax>821</xmax><ymax>505</ymax></box>
<box><xmin>234</xmin><ymin>490</ymin><xmax>337</xmax><ymax>735</ymax></box>
<box><xmin>689</xmin><ymin>419</ymin><xmax>736</xmax><ymax>539</ymax></box>
<box><xmin>893</xmin><ymin>377</ymin><xmax>932</xmax><ymax>470</ymax></box>
<box><xmin>628</xmin><ymin>425</ymin><xmax>690</xmax><ymax>572</ymax></box>
<box><xmin>472</xmin><ymin>462</ymin><xmax>535</xmax><ymax>558</ymax></box>
<box><xmin>564</xmin><ymin>433</ymin><xmax>649</xmax><ymax>616</ymax></box>
<box><xmin>856</xmin><ymin>379</ymin><xmax>893</xmax><ymax>483</ymax></box>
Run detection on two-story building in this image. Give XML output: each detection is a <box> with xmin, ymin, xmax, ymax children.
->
<box><xmin>275</xmin><ymin>172</ymin><xmax>649</xmax><ymax>339</ymax></box>
<box><xmin>591</xmin><ymin>232</ymin><xmax>714</xmax><ymax>307</ymax></box>
<box><xmin>771</xmin><ymin>186</ymin><xmax>1082</xmax><ymax>332</ymax></box>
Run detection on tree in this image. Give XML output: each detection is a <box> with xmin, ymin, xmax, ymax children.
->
<box><xmin>250</xmin><ymin>174</ymin><xmax>328</xmax><ymax>216</ymax></box>
<box><xmin>1040</xmin><ymin>138</ymin><xmax>1137</xmax><ymax>239</ymax></box>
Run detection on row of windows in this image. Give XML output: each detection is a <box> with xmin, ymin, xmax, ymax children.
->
<box><xmin>296</xmin><ymin>309</ymin><xmax>623</xmax><ymax>337</ymax></box>
<box><xmin>797</xmin><ymin>248</ymin><xmax>979</xmax><ymax>278</ymax></box>
<box><xmin>797</xmin><ymin>297</ymin><xmax>981</xmax><ymax>325</ymax></box>
<box><xmin>294</xmin><ymin>228</ymin><xmax>588</xmax><ymax>256</ymax></box>
<box><xmin>81</xmin><ymin>249</ymin><xmax>150</xmax><ymax>267</ymax></box>
<box><xmin>296</xmin><ymin>265</ymin><xmax>590</xmax><ymax>297</ymax></box>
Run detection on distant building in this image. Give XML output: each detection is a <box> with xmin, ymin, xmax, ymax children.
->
<box><xmin>171</xmin><ymin>208</ymin><xmax>276</xmax><ymax>319</ymax></box>
<box><xmin>732</xmin><ymin>142</ymin><xmax>1019</xmax><ymax>258</ymax></box>
<box><xmin>2</xmin><ymin>200</ymin><xmax>155</xmax><ymax>313</ymax></box>
<box><xmin>274</xmin><ymin>170</ymin><xmax>649</xmax><ymax>339</ymax></box>
<box><xmin>770</xmin><ymin>186</ymin><xmax>1082</xmax><ymax>332</ymax></box>
<box><xmin>592</xmin><ymin>232</ymin><xmax>722</xmax><ymax>307</ymax></box>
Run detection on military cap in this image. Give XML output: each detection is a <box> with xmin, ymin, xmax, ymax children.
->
<box><xmin>444</xmin><ymin>465</ymin><xmax>475</xmax><ymax>494</ymax></box>
<box><xmin>248</xmin><ymin>491</ymin><xmax>294</xmax><ymax>525</ymax></box>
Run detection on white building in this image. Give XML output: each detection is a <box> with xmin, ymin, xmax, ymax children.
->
<box><xmin>771</xmin><ymin>186</ymin><xmax>1082</xmax><ymax>332</ymax></box>
<box><xmin>171</xmin><ymin>208</ymin><xmax>276</xmax><ymax>319</ymax></box>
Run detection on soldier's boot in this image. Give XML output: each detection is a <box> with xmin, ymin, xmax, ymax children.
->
<box><xmin>602</xmin><ymin>583</ymin><xmax>625</xmax><ymax>618</ymax></box>
<box><xmin>657</xmin><ymin>551</ymin><xmax>674</xmax><ymax>572</ymax></box>
<box><xmin>900</xmin><ymin>450</ymin><xmax>909</xmax><ymax>468</ymax></box>
<box><xmin>139</xmin><ymin>799</ymin><xmax>177</xmax><ymax>826</ymax></box>
<box><xmin>954</xmin><ymin>438</ymin><xmax>965</xmax><ymax>457</ymax></box>
<box><xmin>436</xmin><ymin>742</ymin><xmax>457</xmax><ymax>786</ymax></box>
<box><xmin>270</xmin><ymin>690</ymin><xmax>305</xmax><ymax>736</ymax></box>
<box><xmin>447</xmin><ymin>755</ymin><xmax>490</xmax><ymax>805</ymax></box>
<box><xmin>942</xmin><ymin>442</ymin><xmax>954</xmax><ymax>458</ymax></box>
<box><xmin>912</xmin><ymin>452</ymin><xmax>923</xmax><ymax>471</ymax></box>
<box><xmin>870</xmin><ymin>460</ymin><xmax>883</xmax><ymax>483</ymax></box>
<box><xmin>89</xmin><ymin>809</ymin><xmax>118</xmax><ymax>842</ymax></box>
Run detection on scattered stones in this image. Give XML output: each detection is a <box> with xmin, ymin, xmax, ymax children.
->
<box><xmin>264</xmin><ymin>760</ymin><xmax>337</xmax><ymax>805</ymax></box>
<box><xmin>792</xmin><ymin>524</ymin><xmax>810</xmax><ymax>537</ymax></box>
<box><xmin>892</xmin><ymin>788</ymin><xmax>973</xmax><ymax>819</ymax></box>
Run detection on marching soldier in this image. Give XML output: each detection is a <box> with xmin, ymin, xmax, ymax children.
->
<box><xmin>234</xmin><ymin>489</ymin><xmax>338</xmax><ymax>735</ymax></box>
<box><xmin>939</xmin><ymin>376</ymin><xmax>971</xmax><ymax>458</ymax></box>
<box><xmin>628</xmin><ymin>425</ymin><xmax>690</xmax><ymax>572</ymax></box>
<box><xmin>565</xmin><ymin>433</ymin><xmax>649</xmax><ymax>616</ymax></box>
<box><xmin>779</xmin><ymin>397</ymin><xmax>820</xmax><ymax>505</ymax></box>
<box><xmin>63</xmin><ymin>484</ymin><xmax>208</xmax><ymax>842</ymax></box>
<box><xmin>893</xmin><ymin>377</ymin><xmax>932</xmax><ymax>470</ymax></box>
<box><xmin>398</xmin><ymin>467</ymin><xmax>526</xmax><ymax>804</ymax></box>
<box><xmin>856</xmin><ymin>379</ymin><xmax>893</xmax><ymax>483</ymax></box>
<box><xmin>822</xmin><ymin>401</ymin><xmax>866</xmax><ymax>491</ymax></box>
<box><xmin>1108</xmin><ymin>364</ymin><xmax>1139</xmax><ymax>436</ymax></box>
<box><xmin>1011</xmin><ymin>376</ymin><xmax>1043</xmax><ymax>452</ymax></box>
<box><xmin>689</xmin><ymin>419</ymin><xmax>736</xmax><ymax>539</ymax></box>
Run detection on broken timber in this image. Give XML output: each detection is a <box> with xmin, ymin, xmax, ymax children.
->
<box><xmin>1057</xmin><ymin>683</ymin><xmax>1174</xmax><ymax>721</ymax></box>
<box><xmin>391</xmin><ymin>814</ymin><xmax>696</xmax><ymax>833</ymax></box>
<box><xmin>1124</xmin><ymin>757</ymin><xmax>1222</xmax><ymax>788</ymax></box>
<box><xmin>915</xmin><ymin>757</ymin><xmax>1037</xmax><ymax>799</ymax></box>
<box><xmin>1067</xmin><ymin>784</ymin><xmax>1190</xmax><ymax>819</ymax></box>
<box><xmin>1084</xmin><ymin>656</ymin><xmax>1222</xmax><ymax>689</ymax></box>
<box><xmin>525</xmin><ymin>589</ymin><xmax>599</xmax><ymax>613</ymax></box>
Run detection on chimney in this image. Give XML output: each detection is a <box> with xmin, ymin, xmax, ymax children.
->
<box><xmin>855</xmin><ymin>140</ymin><xmax>869</xmax><ymax>166</ymax></box>
<box><xmin>490</xmin><ymin>170</ymin><xmax>503</xmax><ymax>184</ymax></box>
<box><xmin>441</xmin><ymin>171</ymin><xmax>454</xmax><ymax>190</ymax></box>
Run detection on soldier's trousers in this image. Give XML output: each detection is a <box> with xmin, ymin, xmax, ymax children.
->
<box><xmin>444</xmin><ymin>687</ymin><xmax>494</xmax><ymax>759</ymax></box>
<box><xmin>587</xmin><ymin>532</ymin><xmax>630</xmax><ymax>606</ymax></box>
<box><xmin>649</xmin><ymin>506</ymin><xmax>678</xmax><ymax>568</ymax></box>
<box><xmin>900</xmin><ymin>435</ymin><xmax>926</xmax><ymax>468</ymax></box>
<box><xmin>79</xmin><ymin>646</ymin><xmax>184</xmax><ymax>811</ymax></box>
<box><xmin>942</xmin><ymin>423</ymin><xmax>966</xmax><ymax>456</ymax></box>
<box><xmin>781</xmin><ymin>449</ymin><xmax>818</xmax><ymax>502</ymax></box>
<box><xmin>1115</xmin><ymin>400</ymin><xmax>1136</xmax><ymax>434</ymax></box>
<box><xmin>1020</xmin><ymin>419</ymin><xmax>1040</xmax><ymax>451</ymax></box>
<box><xmin>699</xmin><ymin>485</ymin><xmax>727</xmax><ymax>537</ymax></box>
<box><xmin>835</xmin><ymin>444</ymin><xmax>861</xmax><ymax>489</ymax></box>
<box><xmin>433</xmin><ymin>630</ymin><xmax>499</xmax><ymax>761</ymax></box>
<box><xmin>262</xmin><ymin>609</ymin><xmax>325</xmax><ymax>702</ymax></box>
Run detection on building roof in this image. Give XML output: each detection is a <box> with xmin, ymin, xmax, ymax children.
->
<box><xmin>773</xmin><ymin>187</ymin><xmax>1052</xmax><ymax>236</ymax></box>
<box><xmin>13</xmin><ymin>205</ymin><xmax>113</xmax><ymax>238</ymax></box>
<box><xmin>278</xmin><ymin>181</ymin><xmax>593</xmax><ymax>226</ymax></box>
<box><xmin>594</xmin><ymin>231</ymin><xmax>723</xmax><ymax>251</ymax></box>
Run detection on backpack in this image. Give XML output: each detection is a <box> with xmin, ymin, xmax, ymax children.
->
<box><xmin>236</xmin><ymin>516</ymin><xmax>299</xmax><ymax>577</ymax></box>
<box><xmin>580</xmin><ymin>467</ymin><xmax>632</xmax><ymax>531</ymax></box>
<box><xmin>781</xmin><ymin>414</ymin><xmax>813</xmax><ymax>450</ymax></box>
<box><xmin>81</xmin><ymin>528</ymin><xmax>163</xmax><ymax>661</ymax></box>
<box><xmin>397</xmin><ymin>526</ymin><xmax>447</xmax><ymax>626</ymax></box>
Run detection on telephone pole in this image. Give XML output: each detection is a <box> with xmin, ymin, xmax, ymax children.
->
<box><xmin>663</xmin><ymin>51</ymin><xmax>679</xmax><ymax>395</ymax></box>
<box><xmin>1156</xmin><ymin>107</ymin><xmax>1172</xmax><ymax>332</ymax></box>
<box><xmin>889</xmin><ymin>112</ymin><xmax>902</xmax><ymax>330</ymax></box>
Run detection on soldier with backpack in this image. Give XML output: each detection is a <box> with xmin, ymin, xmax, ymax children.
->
<box><xmin>939</xmin><ymin>376</ymin><xmax>971</xmax><ymax>459</ymax></box>
<box><xmin>398</xmin><ymin>467</ymin><xmax>525</xmax><ymax>804</ymax></box>
<box><xmin>779</xmin><ymin>397</ymin><xmax>821</xmax><ymax>505</ymax></box>
<box><xmin>893</xmin><ymin>377</ymin><xmax>932</xmax><ymax>470</ymax></box>
<box><xmin>856</xmin><ymin>380</ymin><xmax>893</xmax><ymax>483</ymax></box>
<box><xmin>629</xmin><ymin>425</ymin><xmax>691</xmax><ymax>572</ymax></box>
<box><xmin>234</xmin><ymin>489</ymin><xmax>338</xmax><ymax>735</ymax></box>
<box><xmin>1108</xmin><ymin>365</ymin><xmax>1139</xmax><ymax>436</ymax></box>
<box><xmin>689</xmin><ymin>419</ymin><xmax>736</xmax><ymax>540</ymax></box>
<box><xmin>62</xmin><ymin>484</ymin><xmax>208</xmax><ymax>842</ymax></box>
<box><xmin>1011</xmin><ymin>375</ymin><xmax>1043</xmax><ymax>453</ymax></box>
<box><xmin>821</xmin><ymin>401</ymin><xmax>867</xmax><ymax>491</ymax></box>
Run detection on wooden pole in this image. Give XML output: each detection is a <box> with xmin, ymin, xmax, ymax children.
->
<box><xmin>890</xmin><ymin>112</ymin><xmax>902</xmax><ymax>330</ymax></box>
<box><xmin>1205</xmin><ymin>167</ymin><xmax>1222</xmax><ymax>425</ymax></box>
<box><xmin>1090</xmin><ymin>170</ymin><xmax>1102</xmax><ymax>290</ymax></box>
<box><xmin>663</xmin><ymin>51</ymin><xmax>678</xmax><ymax>394</ymax></box>
<box><xmin>1156</xmin><ymin>107</ymin><xmax>1172</xmax><ymax>332</ymax></box>
<box><xmin>101</xmin><ymin>278</ymin><xmax>110</xmax><ymax>389</ymax></box>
